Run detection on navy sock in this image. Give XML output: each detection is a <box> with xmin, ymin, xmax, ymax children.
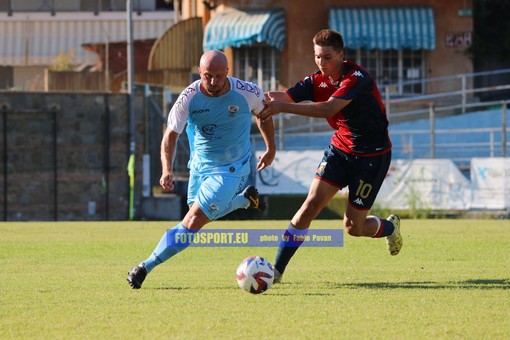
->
<box><xmin>371</xmin><ymin>216</ymin><xmax>395</xmax><ymax>238</ymax></box>
<box><xmin>274</xmin><ymin>223</ymin><xmax>308</xmax><ymax>275</ymax></box>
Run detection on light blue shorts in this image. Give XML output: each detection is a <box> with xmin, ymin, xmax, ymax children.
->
<box><xmin>187</xmin><ymin>173</ymin><xmax>248</xmax><ymax>220</ymax></box>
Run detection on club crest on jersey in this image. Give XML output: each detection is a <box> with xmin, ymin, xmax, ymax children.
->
<box><xmin>317</xmin><ymin>162</ymin><xmax>327</xmax><ymax>175</ymax></box>
<box><xmin>228</xmin><ymin>105</ymin><xmax>239</xmax><ymax>117</ymax></box>
<box><xmin>208</xmin><ymin>202</ymin><xmax>220</xmax><ymax>212</ymax></box>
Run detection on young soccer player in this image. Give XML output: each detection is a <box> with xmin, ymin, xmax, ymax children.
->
<box><xmin>259</xmin><ymin>29</ymin><xmax>402</xmax><ymax>282</ymax></box>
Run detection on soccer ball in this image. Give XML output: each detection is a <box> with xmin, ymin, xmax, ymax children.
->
<box><xmin>236</xmin><ymin>256</ymin><xmax>274</xmax><ymax>294</ymax></box>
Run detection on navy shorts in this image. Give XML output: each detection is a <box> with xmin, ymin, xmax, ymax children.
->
<box><xmin>315</xmin><ymin>145</ymin><xmax>391</xmax><ymax>210</ymax></box>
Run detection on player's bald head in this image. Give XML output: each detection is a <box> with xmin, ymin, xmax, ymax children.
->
<box><xmin>198</xmin><ymin>50</ymin><xmax>230</xmax><ymax>96</ymax></box>
<box><xmin>199</xmin><ymin>50</ymin><xmax>228</xmax><ymax>70</ymax></box>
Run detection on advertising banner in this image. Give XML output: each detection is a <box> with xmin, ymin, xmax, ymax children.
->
<box><xmin>376</xmin><ymin>159</ymin><xmax>472</xmax><ymax>210</ymax></box>
<box><xmin>255</xmin><ymin>152</ymin><xmax>509</xmax><ymax>210</ymax></box>
<box><xmin>255</xmin><ymin>150</ymin><xmax>323</xmax><ymax>194</ymax></box>
<box><xmin>471</xmin><ymin>158</ymin><xmax>510</xmax><ymax>209</ymax></box>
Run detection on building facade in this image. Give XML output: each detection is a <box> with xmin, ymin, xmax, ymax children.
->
<box><xmin>0</xmin><ymin>0</ymin><xmax>176</xmax><ymax>90</ymax></box>
<box><xmin>195</xmin><ymin>0</ymin><xmax>473</xmax><ymax>96</ymax></box>
<box><xmin>0</xmin><ymin>0</ymin><xmax>473</xmax><ymax>96</ymax></box>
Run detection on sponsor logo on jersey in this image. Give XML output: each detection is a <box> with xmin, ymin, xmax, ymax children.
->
<box><xmin>202</xmin><ymin>124</ymin><xmax>216</xmax><ymax>135</ymax></box>
<box><xmin>353</xmin><ymin>198</ymin><xmax>364</xmax><ymax>206</ymax></box>
<box><xmin>318</xmin><ymin>82</ymin><xmax>328</xmax><ymax>88</ymax></box>
<box><xmin>191</xmin><ymin>108</ymin><xmax>210</xmax><ymax>114</ymax></box>
<box><xmin>352</xmin><ymin>70</ymin><xmax>364</xmax><ymax>77</ymax></box>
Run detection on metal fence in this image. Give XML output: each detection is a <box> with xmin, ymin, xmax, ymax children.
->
<box><xmin>382</xmin><ymin>68</ymin><xmax>510</xmax><ymax>120</ymax></box>
<box><xmin>389</xmin><ymin>105</ymin><xmax>508</xmax><ymax>171</ymax></box>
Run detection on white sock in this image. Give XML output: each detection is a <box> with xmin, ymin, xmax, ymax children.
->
<box><xmin>369</xmin><ymin>215</ymin><xmax>382</xmax><ymax>237</ymax></box>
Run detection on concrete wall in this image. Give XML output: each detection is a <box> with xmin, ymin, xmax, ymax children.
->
<box><xmin>0</xmin><ymin>92</ymin><xmax>140</xmax><ymax>221</ymax></box>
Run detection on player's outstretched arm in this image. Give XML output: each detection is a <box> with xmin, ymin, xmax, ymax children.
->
<box><xmin>256</xmin><ymin>115</ymin><xmax>276</xmax><ymax>171</ymax></box>
<box><xmin>265</xmin><ymin>91</ymin><xmax>294</xmax><ymax>103</ymax></box>
<box><xmin>160</xmin><ymin>128</ymin><xmax>180</xmax><ymax>191</ymax></box>
<box><xmin>260</xmin><ymin>96</ymin><xmax>351</xmax><ymax>122</ymax></box>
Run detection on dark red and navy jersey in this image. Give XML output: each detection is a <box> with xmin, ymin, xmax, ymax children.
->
<box><xmin>286</xmin><ymin>60</ymin><xmax>391</xmax><ymax>156</ymax></box>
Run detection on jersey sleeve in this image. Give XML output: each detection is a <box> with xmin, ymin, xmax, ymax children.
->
<box><xmin>332</xmin><ymin>68</ymin><xmax>373</xmax><ymax>100</ymax></box>
<box><xmin>167</xmin><ymin>84</ymin><xmax>196</xmax><ymax>133</ymax></box>
<box><xmin>286</xmin><ymin>74</ymin><xmax>315</xmax><ymax>102</ymax></box>
<box><xmin>233</xmin><ymin>79</ymin><xmax>265</xmax><ymax>116</ymax></box>
<box><xmin>249</xmin><ymin>82</ymin><xmax>265</xmax><ymax>115</ymax></box>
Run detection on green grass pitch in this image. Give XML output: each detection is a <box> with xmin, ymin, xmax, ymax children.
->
<box><xmin>1</xmin><ymin>219</ymin><xmax>509</xmax><ymax>338</ymax></box>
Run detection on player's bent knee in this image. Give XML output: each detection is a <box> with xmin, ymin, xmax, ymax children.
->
<box><xmin>183</xmin><ymin>212</ymin><xmax>210</xmax><ymax>231</ymax></box>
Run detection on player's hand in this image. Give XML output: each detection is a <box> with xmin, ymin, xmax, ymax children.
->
<box><xmin>160</xmin><ymin>171</ymin><xmax>175</xmax><ymax>191</ymax></box>
<box><xmin>257</xmin><ymin>149</ymin><xmax>275</xmax><ymax>171</ymax></box>
<box><xmin>259</xmin><ymin>100</ymin><xmax>283</xmax><ymax>122</ymax></box>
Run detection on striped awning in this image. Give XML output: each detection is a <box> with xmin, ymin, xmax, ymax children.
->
<box><xmin>329</xmin><ymin>7</ymin><xmax>436</xmax><ymax>50</ymax></box>
<box><xmin>204</xmin><ymin>9</ymin><xmax>285</xmax><ymax>51</ymax></box>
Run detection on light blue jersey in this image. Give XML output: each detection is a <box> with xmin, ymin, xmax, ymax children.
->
<box><xmin>168</xmin><ymin>77</ymin><xmax>265</xmax><ymax>177</ymax></box>
<box><xmin>132</xmin><ymin>74</ymin><xmax>270</xmax><ymax>280</ymax></box>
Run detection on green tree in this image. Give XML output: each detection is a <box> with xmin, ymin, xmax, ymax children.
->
<box><xmin>50</xmin><ymin>49</ymin><xmax>76</xmax><ymax>71</ymax></box>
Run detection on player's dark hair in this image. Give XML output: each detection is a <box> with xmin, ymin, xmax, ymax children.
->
<box><xmin>313</xmin><ymin>29</ymin><xmax>344</xmax><ymax>52</ymax></box>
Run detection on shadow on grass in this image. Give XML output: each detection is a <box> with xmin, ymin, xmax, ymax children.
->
<box><xmin>327</xmin><ymin>278</ymin><xmax>509</xmax><ymax>290</ymax></box>
<box><xmin>146</xmin><ymin>279</ymin><xmax>509</xmax><ymax>292</ymax></box>
<box><xmin>151</xmin><ymin>286</ymin><xmax>191</xmax><ymax>290</ymax></box>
